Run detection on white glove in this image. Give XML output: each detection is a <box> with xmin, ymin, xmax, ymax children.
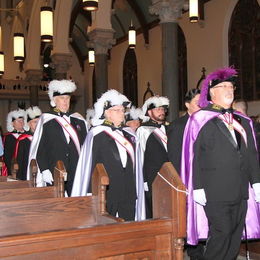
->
<box><xmin>144</xmin><ymin>182</ymin><xmax>149</xmax><ymax>191</ymax></box>
<box><xmin>42</xmin><ymin>169</ymin><xmax>54</xmax><ymax>185</ymax></box>
<box><xmin>252</xmin><ymin>183</ymin><xmax>260</xmax><ymax>203</ymax></box>
<box><xmin>193</xmin><ymin>189</ymin><xmax>207</xmax><ymax>206</ymax></box>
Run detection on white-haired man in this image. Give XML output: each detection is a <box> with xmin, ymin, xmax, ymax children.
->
<box><xmin>71</xmin><ymin>89</ymin><xmax>145</xmax><ymax>221</ymax></box>
<box><xmin>28</xmin><ymin>80</ymin><xmax>87</xmax><ymax>196</ymax></box>
<box><xmin>14</xmin><ymin>106</ymin><xmax>42</xmax><ymax>180</ymax></box>
<box><xmin>2</xmin><ymin>109</ymin><xmax>26</xmax><ymax>176</ymax></box>
<box><xmin>136</xmin><ymin>95</ymin><xmax>170</xmax><ymax>218</ymax></box>
<box><xmin>182</xmin><ymin>67</ymin><xmax>260</xmax><ymax>259</ymax></box>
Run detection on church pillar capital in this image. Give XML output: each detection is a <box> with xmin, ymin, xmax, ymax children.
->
<box><xmin>88</xmin><ymin>28</ymin><xmax>116</xmax><ymax>55</ymax></box>
<box><xmin>25</xmin><ymin>69</ymin><xmax>43</xmax><ymax>106</ymax></box>
<box><xmin>25</xmin><ymin>69</ymin><xmax>42</xmax><ymax>83</ymax></box>
<box><xmin>51</xmin><ymin>53</ymin><xmax>72</xmax><ymax>79</ymax></box>
<box><xmin>149</xmin><ymin>0</ymin><xmax>186</xmax><ymax>23</ymax></box>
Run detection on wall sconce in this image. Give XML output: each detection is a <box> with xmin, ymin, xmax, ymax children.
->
<box><xmin>128</xmin><ymin>21</ymin><xmax>136</xmax><ymax>49</ymax></box>
<box><xmin>88</xmin><ymin>48</ymin><xmax>95</xmax><ymax>66</ymax></box>
<box><xmin>13</xmin><ymin>33</ymin><xmax>25</xmax><ymax>62</ymax></box>
<box><xmin>189</xmin><ymin>0</ymin><xmax>199</xmax><ymax>23</ymax></box>
<box><xmin>40</xmin><ymin>6</ymin><xmax>53</xmax><ymax>42</ymax></box>
<box><xmin>0</xmin><ymin>51</ymin><xmax>4</xmax><ymax>75</ymax></box>
<box><xmin>82</xmin><ymin>0</ymin><xmax>98</xmax><ymax>11</ymax></box>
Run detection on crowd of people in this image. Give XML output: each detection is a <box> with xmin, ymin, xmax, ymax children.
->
<box><xmin>0</xmin><ymin>67</ymin><xmax>260</xmax><ymax>260</ymax></box>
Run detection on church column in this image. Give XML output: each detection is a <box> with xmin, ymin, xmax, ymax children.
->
<box><xmin>88</xmin><ymin>29</ymin><xmax>115</xmax><ymax>99</ymax></box>
<box><xmin>150</xmin><ymin>0</ymin><xmax>185</xmax><ymax>121</ymax></box>
<box><xmin>25</xmin><ymin>69</ymin><xmax>42</xmax><ymax>106</ymax></box>
<box><xmin>51</xmin><ymin>53</ymin><xmax>72</xmax><ymax>80</ymax></box>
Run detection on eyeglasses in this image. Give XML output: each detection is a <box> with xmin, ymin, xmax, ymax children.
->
<box><xmin>212</xmin><ymin>84</ymin><xmax>236</xmax><ymax>90</ymax></box>
<box><xmin>108</xmin><ymin>108</ymin><xmax>126</xmax><ymax>113</ymax></box>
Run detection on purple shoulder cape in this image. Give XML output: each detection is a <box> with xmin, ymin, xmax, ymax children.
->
<box><xmin>181</xmin><ymin>110</ymin><xmax>260</xmax><ymax>245</ymax></box>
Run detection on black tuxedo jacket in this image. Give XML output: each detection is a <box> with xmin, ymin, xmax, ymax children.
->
<box><xmin>3</xmin><ymin>133</ymin><xmax>19</xmax><ymax>175</ymax></box>
<box><xmin>91</xmin><ymin>130</ymin><xmax>137</xmax><ymax>213</ymax></box>
<box><xmin>36</xmin><ymin>115</ymin><xmax>87</xmax><ymax>195</ymax></box>
<box><xmin>167</xmin><ymin>113</ymin><xmax>189</xmax><ymax>174</ymax></box>
<box><xmin>193</xmin><ymin>112</ymin><xmax>260</xmax><ymax>202</ymax></box>
<box><xmin>16</xmin><ymin>133</ymin><xmax>32</xmax><ymax>180</ymax></box>
<box><xmin>143</xmin><ymin>131</ymin><xmax>168</xmax><ymax>190</ymax></box>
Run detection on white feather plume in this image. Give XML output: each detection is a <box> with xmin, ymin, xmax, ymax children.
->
<box><xmin>48</xmin><ymin>80</ymin><xmax>77</xmax><ymax>107</ymax></box>
<box><xmin>140</xmin><ymin>96</ymin><xmax>170</xmax><ymax>122</ymax></box>
<box><xmin>92</xmin><ymin>89</ymin><xmax>130</xmax><ymax>126</ymax></box>
<box><xmin>24</xmin><ymin>106</ymin><xmax>42</xmax><ymax>131</ymax></box>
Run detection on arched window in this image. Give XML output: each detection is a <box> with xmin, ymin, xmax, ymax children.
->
<box><xmin>123</xmin><ymin>48</ymin><xmax>138</xmax><ymax>106</ymax></box>
<box><xmin>178</xmin><ymin>25</ymin><xmax>188</xmax><ymax>110</ymax></box>
<box><xmin>229</xmin><ymin>0</ymin><xmax>260</xmax><ymax>100</ymax></box>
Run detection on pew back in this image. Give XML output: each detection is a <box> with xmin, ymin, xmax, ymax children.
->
<box><xmin>0</xmin><ymin>160</ymin><xmax>65</xmax><ymax>201</ymax></box>
<box><xmin>0</xmin><ymin>162</ymin><xmax>186</xmax><ymax>260</ymax></box>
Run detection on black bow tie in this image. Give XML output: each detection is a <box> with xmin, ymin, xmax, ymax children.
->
<box><xmin>13</xmin><ymin>130</ymin><xmax>24</xmax><ymax>134</ymax></box>
<box><xmin>111</xmin><ymin>126</ymin><xmax>124</xmax><ymax>131</ymax></box>
<box><xmin>221</xmin><ymin>108</ymin><xmax>234</xmax><ymax>114</ymax></box>
<box><xmin>59</xmin><ymin>112</ymin><xmax>70</xmax><ymax>117</ymax></box>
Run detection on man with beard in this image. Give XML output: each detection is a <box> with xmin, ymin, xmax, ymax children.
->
<box><xmin>71</xmin><ymin>89</ymin><xmax>145</xmax><ymax>221</ymax></box>
<box><xmin>181</xmin><ymin>67</ymin><xmax>260</xmax><ymax>259</ymax></box>
<box><xmin>15</xmin><ymin>106</ymin><xmax>42</xmax><ymax>180</ymax></box>
<box><xmin>2</xmin><ymin>109</ymin><xmax>26</xmax><ymax>176</ymax></box>
<box><xmin>28</xmin><ymin>80</ymin><xmax>88</xmax><ymax>196</ymax></box>
<box><xmin>136</xmin><ymin>96</ymin><xmax>170</xmax><ymax>218</ymax></box>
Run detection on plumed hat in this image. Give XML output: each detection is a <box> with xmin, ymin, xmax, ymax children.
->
<box><xmin>23</xmin><ymin>106</ymin><xmax>42</xmax><ymax>131</ymax></box>
<box><xmin>92</xmin><ymin>89</ymin><xmax>131</xmax><ymax>126</ymax></box>
<box><xmin>26</xmin><ymin>106</ymin><xmax>42</xmax><ymax>122</ymax></box>
<box><xmin>140</xmin><ymin>96</ymin><xmax>169</xmax><ymax>122</ymax></box>
<box><xmin>199</xmin><ymin>67</ymin><xmax>238</xmax><ymax>108</ymax></box>
<box><xmin>125</xmin><ymin>106</ymin><xmax>142</xmax><ymax>122</ymax></box>
<box><xmin>6</xmin><ymin>109</ymin><xmax>26</xmax><ymax>132</ymax></box>
<box><xmin>48</xmin><ymin>80</ymin><xmax>77</xmax><ymax>107</ymax></box>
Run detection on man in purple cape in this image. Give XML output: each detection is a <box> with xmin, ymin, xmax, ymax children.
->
<box><xmin>181</xmin><ymin>67</ymin><xmax>260</xmax><ymax>259</ymax></box>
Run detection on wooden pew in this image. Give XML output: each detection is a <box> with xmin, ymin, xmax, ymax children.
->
<box><xmin>0</xmin><ymin>162</ymin><xmax>186</xmax><ymax>259</ymax></box>
<box><xmin>0</xmin><ymin>158</ymin><xmax>37</xmax><ymax>185</ymax></box>
<box><xmin>0</xmin><ymin>160</ymin><xmax>66</xmax><ymax>202</ymax></box>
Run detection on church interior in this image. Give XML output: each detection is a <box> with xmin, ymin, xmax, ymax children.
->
<box><xmin>0</xmin><ymin>0</ymin><xmax>259</xmax><ymax>131</ymax></box>
<box><xmin>0</xmin><ymin>0</ymin><xmax>259</xmax><ymax>258</ymax></box>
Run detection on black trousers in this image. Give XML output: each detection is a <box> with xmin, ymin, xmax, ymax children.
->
<box><xmin>203</xmin><ymin>199</ymin><xmax>247</xmax><ymax>260</ymax></box>
<box><xmin>107</xmin><ymin>200</ymin><xmax>136</xmax><ymax>221</ymax></box>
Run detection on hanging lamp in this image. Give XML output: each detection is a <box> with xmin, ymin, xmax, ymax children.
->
<box><xmin>40</xmin><ymin>6</ymin><xmax>53</xmax><ymax>42</ymax></box>
<box><xmin>0</xmin><ymin>51</ymin><xmax>4</xmax><ymax>75</ymax></box>
<box><xmin>88</xmin><ymin>48</ymin><xmax>95</xmax><ymax>66</ymax></box>
<box><xmin>189</xmin><ymin>0</ymin><xmax>199</xmax><ymax>23</ymax></box>
<box><xmin>13</xmin><ymin>33</ymin><xmax>25</xmax><ymax>62</ymax></box>
<box><xmin>128</xmin><ymin>21</ymin><xmax>136</xmax><ymax>49</ymax></box>
<box><xmin>82</xmin><ymin>0</ymin><xmax>98</xmax><ymax>11</ymax></box>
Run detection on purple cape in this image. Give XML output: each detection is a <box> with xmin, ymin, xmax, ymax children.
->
<box><xmin>181</xmin><ymin>109</ymin><xmax>260</xmax><ymax>245</ymax></box>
